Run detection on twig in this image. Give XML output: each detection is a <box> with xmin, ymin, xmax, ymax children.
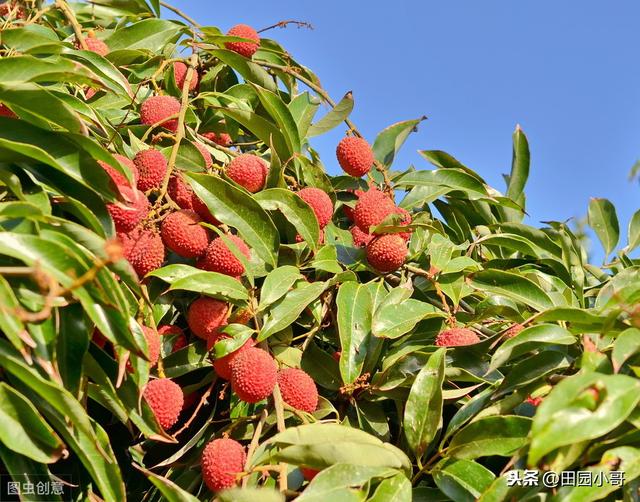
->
<box><xmin>174</xmin><ymin>381</ymin><xmax>215</xmax><ymax>436</ymax></box>
<box><xmin>258</xmin><ymin>20</ymin><xmax>313</xmax><ymax>33</ymax></box>
<box><xmin>55</xmin><ymin>0</ymin><xmax>87</xmax><ymax>49</ymax></box>
<box><xmin>159</xmin><ymin>1</ymin><xmax>200</xmax><ymax>28</ymax></box>
<box><xmin>405</xmin><ymin>264</ymin><xmax>455</xmax><ymax>324</ymax></box>
<box><xmin>242</xmin><ymin>408</ymin><xmax>269</xmax><ymax>487</ymax></box>
<box><xmin>272</xmin><ymin>384</ymin><xmax>288</xmax><ymax>492</ymax></box>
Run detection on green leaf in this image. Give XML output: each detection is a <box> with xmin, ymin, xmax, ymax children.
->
<box><xmin>337</xmin><ymin>282</ymin><xmax>373</xmax><ymax>384</ymax></box>
<box><xmin>373</xmin><ymin>117</ymin><xmax>426</xmax><ymax>168</ymax></box>
<box><xmin>372</xmin><ymin>299</ymin><xmax>443</xmax><ymax>339</ymax></box>
<box><xmin>588</xmin><ymin>197</ymin><xmax>619</xmax><ymax>257</ymax></box>
<box><xmin>259</xmin><ymin>281</ymin><xmax>327</xmax><ymax>340</ymax></box>
<box><xmin>432</xmin><ymin>458</ymin><xmax>495</xmax><ymax>502</ymax></box>
<box><xmin>161</xmin><ymin>270</ymin><xmax>249</xmax><ymax>302</ymax></box>
<box><xmin>447</xmin><ymin>416</ymin><xmax>531</xmax><ymax>459</ymax></box>
<box><xmin>255</xmin><ymin>188</ymin><xmax>320</xmax><ymax>250</ymax></box>
<box><xmin>469</xmin><ymin>270</ymin><xmax>555</xmax><ymax>311</ymax></box>
<box><xmin>135</xmin><ymin>464</ymin><xmax>200</xmax><ymax>502</ymax></box>
<box><xmin>529</xmin><ymin>372</ymin><xmax>640</xmax><ymax>465</ymax></box>
<box><xmin>626</xmin><ymin>209</ymin><xmax>640</xmax><ymax>251</ymax></box>
<box><xmin>307</xmin><ymin>91</ymin><xmax>354</xmax><ymax>137</ymax></box>
<box><xmin>0</xmin><ymin>383</ymin><xmax>66</xmax><ymax>463</ymax></box>
<box><xmin>250</xmin><ymin>84</ymin><xmax>301</xmax><ymax>154</ymax></box>
<box><xmin>104</xmin><ymin>18</ymin><xmax>183</xmax><ymax>52</ymax></box>
<box><xmin>612</xmin><ymin>328</ymin><xmax>640</xmax><ymax>373</ymax></box>
<box><xmin>395</xmin><ymin>169</ymin><xmax>489</xmax><ymax>199</ymax></box>
<box><xmin>219</xmin><ymin>488</ymin><xmax>285</xmax><ymax>502</ymax></box>
<box><xmin>259</xmin><ymin>265</ymin><xmax>303</xmax><ymax>310</ymax></box>
<box><xmin>404</xmin><ymin>348</ymin><xmax>446</xmax><ymax>459</ymax></box>
<box><xmin>490</xmin><ymin>324</ymin><xmax>575</xmax><ymax>371</ymax></box>
<box><xmin>368</xmin><ymin>473</ymin><xmax>412</xmax><ymax>502</ymax></box>
<box><xmin>208</xmin><ymin>49</ymin><xmax>278</xmax><ymax>92</ymax></box>
<box><xmin>288</xmin><ymin>91</ymin><xmax>320</xmax><ymax>139</ymax></box>
<box><xmin>186</xmin><ymin>173</ymin><xmax>279</xmax><ymax>268</ymax></box>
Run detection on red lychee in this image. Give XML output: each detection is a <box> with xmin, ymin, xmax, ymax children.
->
<box><xmin>395</xmin><ymin>207</ymin><xmax>413</xmax><ymax>241</ymax></box>
<box><xmin>187</xmin><ymin>297</ymin><xmax>229</xmax><ymax>341</ymax></box>
<box><xmin>366</xmin><ymin>234</ymin><xmax>407</xmax><ymax>273</ymax></box>
<box><xmin>295</xmin><ymin>229</ymin><xmax>325</xmax><ymax>245</ymax></box>
<box><xmin>230</xmin><ymin>347</ymin><xmax>277</xmax><ymax>403</ymax></box>
<box><xmin>336</xmin><ymin>136</ymin><xmax>374</xmax><ymax>177</ymax></box>
<box><xmin>106</xmin><ymin>186</ymin><xmax>150</xmax><ymax>233</ymax></box>
<box><xmin>198</xmin><ymin>235</ymin><xmax>250</xmax><ymax>277</ymax></box>
<box><xmin>134</xmin><ymin>149</ymin><xmax>167</xmax><ymax>191</ymax></box>
<box><xmin>226</xmin><ymin>154</ymin><xmax>268</xmax><ymax>193</ymax></box>
<box><xmin>350</xmin><ymin>225</ymin><xmax>373</xmax><ymax>248</ymax></box>
<box><xmin>297</xmin><ymin>187</ymin><xmax>334</xmax><ymax>228</ymax></box>
<box><xmin>143</xmin><ymin>378</ymin><xmax>184</xmax><ymax>429</ymax></box>
<box><xmin>173</xmin><ymin>61</ymin><xmax>198</xmax><ymax>91</ymax></box>
<box><xmin>435</xmin><ymin>327</ymin><xmax>480</xmax><ymax>347</ymax></box>
<box><xmin>99</xmin><ymin>154</ymin><xmax>138</xmax><ymax>188</ymax></box>
<box><xmin>0</xmin><ymin>104</ymin><xmax>16</xmax><ymax>118</ymax></box>
<box><xmin>139</xmin><ymin>325</ymin><xmax>161</xmax><ymax>366</ymax></box>
<box><xmin>171</xmin><ymin>334</ymin><xmax>188</xmax><ymax>352</ymax></box>
<box><xmin>525</xmin><ymin>396</ymin><xmax>543</xmax><ymax>407</ymax></box>
<box><xmin>213</xmin><ymin>337</ymin><xmax>256</xmax><ymax>380</ymax></box>
<box><xmin>158</xmin><ymin>325</ymin><xmax>182</xmax><ymax>336</ymax></box>
<box><xmin>140</xmin><ymin>95</ymin><xmax>181</xmax><ymax>132</ymax></box>
<box><xmin>201</xmin><ymin>438</ymin><xmax>246</xmax><ymax>491</ymax></box>
<box><xmin>332</xmin><ymin>351</ymin><xmax>341</xmax><ymax>362</ymax></box>
<box><xmin>277</xmin><ymin>368</ymin><xmax>318</xmax><ymax>413</ymax></box>
<box><xmin>119</xmin><ymin>227</ymin><xmax>165</xmax><ymax>277</ymax></box>
<box><xmin>194</xmin><ymin>142</ymin><xmax>213</xmax><ymax>169</ymax></box>
<box><xmin>202</xmin><ymin>131</ymin><xmax>232</xmax><ymax>147</ymax></box>
<box><xmin>343</xmin><ymin>189</ymin><xmax>364</xmax><ymax>222</ymax></box>
<box><xmin>225</xmin><ymin>24</ymin><xmax>260</xmax><ymax>58</ymax></box>
<box><xmin>504</xmin><ymin>323</ymin><xmax>524</xmax><ymax>339</ymax></box>
<box><xmin>168</xmin><ymin>174</ymin><xmax>219</xmax><ymax>225</ymax></box>
<box><xmin>0</xmin><ymin>2</ymin><xmax>25</xmax><ymax>18</ymax></box>
<box><xmin>300</xmin><ymin>467</ymin><xmax>320</xmax><ymax>481</ymax></box>
<box><xmin>354</xmin><ymin>188</ymin><xmax>397</xmax><ymax>233</ymax></box>
<box><xmin>161</xmin><ymin>210</ymin><xmax>209</xmax><ymax>258</ymax></box>
<box><xmin>77</xmin><ymin>37</ymin><xmax>109</xmax><ymax>56</ymax></box>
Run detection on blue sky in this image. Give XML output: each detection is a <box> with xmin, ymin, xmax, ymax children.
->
<box><xmin>167</xmin><ymin>0</ymin><xmax>640</xmax><ymax>260</ymax></box>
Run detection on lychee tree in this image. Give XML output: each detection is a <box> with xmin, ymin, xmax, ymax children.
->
<box><xmin>1</xmin><ymin>1</ymin><xmax>640</xmax><ymax>501</ymax></box>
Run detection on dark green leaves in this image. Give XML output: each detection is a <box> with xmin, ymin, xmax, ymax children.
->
<box><xmin>469</xmin><ymin>270</ymin><xmax>555</xmax><ymax>311</ymax></box>
<box><xmin>447</xmin><ymin>416</ymin><xmax>531</xmax><ymax>459</ymax></box>
<box><xmin>104</xmin><ymin>19</ymin><xmax>184</xmax><ymax>51</ymax></box>
<box><xmin>404</xmin><ymin>348</ymin><xmax>446</xmax><ymax>459</ymax></box>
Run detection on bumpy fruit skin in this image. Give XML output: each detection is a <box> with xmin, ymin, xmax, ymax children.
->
<box><xmin>230</xmin><ymin>347</ymin><xmax>277</xmax><ymax>403</ymax></box>
<box><xmin>300</xmin><ymin>467</ymin><xmax>320</xmax><ymax>481</ymax></box>
<box><xmin>119</xmin><ymin>227</ymin><xmax>164</xmax><ymax>277</ymax></box>
<box><xmin>143</xmin><ymin>379</ymin><xmax>184</xmax><ymax>429</ymax></box>
<box><xmin>201</xmin><ymin>438</ymin><xmax>246</xmax><ymax>491</ymax></box>
<box><xmin>194</xmin><ymin>142</ymin><xmax>212</xmax><ymax>169</ymax></box>
<box><xmin>343</xmin><ymin>189</ymin><xmax>364</xmax><ymax>222</ymax></box>
<box><xmin>225</xmin><ymin>24</ymin><xmax>260</xmax><ymax>58</ymax></box>
<box><xmin>395</xmin><ymin>207</ymin><xmax>413</xmax><ymax>241</ymax></box>
<box><xmin>202</xmin><ymin>131</ymin><xmax>232</xmax><ymax>147</ymax></box>
<box><xmin>161</xmin><ymin>210</ymin><xmax>209</xmax><ymax>258</ymax></box>
<box><xmin>336</xmin><ymin>137</ymin><xmax>374</xmax><ymax>177</ymax></box>
<box><xmin>77</xmin><ymin>37</ymin><xmax>109</xmax><ymax>56</ymax></box>
<box><xmin>187</xmin><ymin>297</ymin><xmax>229</xmax><ymax>341</ymax></box>
<box><xmin>134</xmin><ymin>149</ymin><xmax>167</xmax><ymax>191</ymax></box>
<box><xmin>297</xmin><ymin>187</ymin><xmax>334</xmax><ymax>228</ymax></box>
<box><xmin>140</xmin><ymin>95</ymin><xmax>181</xmax><ymax>132</ymax></box>
<box><xmin>141</xmin><ymin>325</ymin><xmax>161</xmax><ymax>366</ymax></box>
<box><xmin>158</xmin><ymin>325</ymin><xmax>182</xmax><ymax>337</ymax></box>
<box><xmin>504</xmin><ymin>323</ymin><xmax>524</xmax><ymax>339</ymax></box>
<box><xmin>350</xmin><ymin>225</ymin><xmax>373</xmax><ymax>248</ymax></box>
<box><xmin>0</xmin><ymin>104</ymin><xmax>16</xmax><ymax>118</ymax></box>
<box><xmin>354</xmin><ymin>188</ymin><xmax>397</xmax><ymax>233</ymax></box>
<box><xmin>226</xmin><ymin>154</ymin><xmax>268</xmax><ymax>193</ymax></box>
<box><xmin>277</xmin><ymin>368</ymin><xmax>318</xmax><ymax>413</ymax></box>
<box><xmin>366</xmin><ymin>234</ymin><xmax>407</xmax><ymax>272</ymax></box>
<box><xmin>0</xmin><ymin>2</ymin><xmax>25</xmax><ymax>18</ymax></box>
<box><xmin>199</xmin><ymin>235</ymin><xmax>250</xmax><ymax>277</ymax></box>
<box><xmin>295</xmin><ymin>229</ymin><xmax>325</xmax><ymax>245</ymax></box>
<box><xmin>107</xmin><ymin>186</ymin><xmax>150</xmax><ymax>233</ymax></box>
<box><xmin>213</xmin><ymin>338</ymin><xmax>255</xmax><ymax>380</ymax></box>
<box><xmin>99</xmin><ymin>154</ymin><xmax>138</xmax><ymax>188</ymax></box>
<box><xmin>435</xmin><ymin>327</ymin><xmax>480</xmax><ymax>347</ymax></box>
<box><xmin>168</xmin><ymin>174</ymin><xmax>219</xmax><ymax>225</ymax></box>
<box><xmin>173</xmin><ymin>61</ymin><xmax>198</xmax><ymax>91</ymax></box>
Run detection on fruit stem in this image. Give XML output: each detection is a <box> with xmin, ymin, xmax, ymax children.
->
<box><xmin>257</xmin><ymin>20</ymin><xmax>313</xmax><ymax>33</ymax></box>
<box><xmin>241</xmin><ymin>408</ymin><xmax>269</xmax><ymax>487</ymax></box>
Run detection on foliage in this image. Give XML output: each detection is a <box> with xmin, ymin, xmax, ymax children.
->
<box><xmin>1</xmin><ymin>1</ymin><xmax>640</xmax><ymax>501</ymax></box>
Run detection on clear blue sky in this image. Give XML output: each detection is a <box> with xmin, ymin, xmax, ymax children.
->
<box><xmin>167</xmin><ymin>0</ymin><xmax>640</xmax><ymax>258</ymax></box>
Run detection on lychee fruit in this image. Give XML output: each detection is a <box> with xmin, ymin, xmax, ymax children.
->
<box><xmin>161</xmin><ymin>210</ymin><xmax>209</xmax><ymax>258</ymax></box>
<box><xmin>134</xmin><ymin>149</ymin><xmax>167</xmax><ymax>191</ymax></box>
<box><xmin>77</xmin><ymin>37</ymin><xmax>109</xmax><ymax>56</ymax></box>
<box><xmin>225</xmin><ymin>154</ymin><xmax>268</xmax><ymax>193</ymax></box>
<box><xmin>336</xmin><ymin>136</ymin><xmax>374</xmax><ymax>177</ymax></box>
<box><xmin>297</xmin><ymin>187</ymin><xmax>334</xmax><ymax>228</ymax></box>
<box><xmin>434</xmin><ymin>327</ymin><xmax>480</xmax><ymax>347</ymax></box>
<box><xmin>295</xmin><ymin>229</ymin><xmax>325</xmax><ymax>245</ymax></box>
<box><xmin>202</xmin><ymin>131</ymin><xmax>232</xmax><ymax>147</ymax></box>
<box><xmin>187</xmin><ymin>297</ymin><xmax>229</xmax><ymax>341</ymax></box>
<box><xmin>99</xmin><ymin>154</ymin><xmax>138</xmax><ymax>188</ymax></box>
<box><xmin>230</xmin><ymin>347</ymin><xmax>277</xmax><ymax>403</ymax></box>
<box><xmin>158</xmin><ymin>325</ymin><xmax>182</xmax><ymax>336</ymax></box>
<box><xmin>0</xmin><ymin>104</ymin><xmax>16</xmax><ymax>118</ymax></box>
<box><xmin>140</xmin><ymin>95</ymin><xmax>181</xmax><ymax>132</ymax></box>
<box><xmin>168</xmin><ymin>174</ymin><xmax>219</xmax><ymax>225</ymax></box>
<box><xmin>504</xmin><ymin>323</ymin><xmax>524</xmax><ymax>339</ymax></box>
<box><xmin>119</xmin><ymin>227</ymin><xmax>165</xmax><ymax>277</ymax></box>
<box><xmin>395</xmin><ymin>207</ymin><xmax>413</xmax><ymax>241</ymax></box>
<box><xmin>525</xmin><ymin>396</ymin><xmax>543</xmax><ymax>407</ymax></box>
<box><xmin>225</xmin><ymin>24</ymin><xmax>260</xmax><ymax>58</ymax></box>
<box><xmin>0</xmin><ymin>2</ymin><xmax>25</xmax><ymax>18</ymax></box>
<box><xmin>213</xmin><ymin>337</ymin><xmax>256</xmax><ymax>380</ymax></box>
<box><xmin>194</xmin><ymin>142</ymin><xmax>213</xmax><ymax>169</ymax></box>
<box><xmin>134</xmin><ymin>325</ymin><xmax>161</xmax><ymax>367</ymax></box>
<box><xmin>277</xmin><ymin>368</ymin><xmax>318</xmax><ymax>413</ymax></box>
<box><xmin>366</xmin><ymin>234</ymin><xmax>407</xmax><ymax>273</ymax></box>
<box><xmin>173</xmin><ymin>61</ymin><xmax>198</xmax><ymax>92</ymax></box>
<box><xmin>300</xmin><ymin>467</ymin><xmax>320</xmax><ymax>481</ymax></box>
<box><xmin>343</xmin><ymin>189</ymin><xmax>364</xmax><ymax>222</ymax></box>
<box><xmin>354</xmin><ymin>188</ymin><xmax>397</xmax><ymax>233</ymax></box>
<box><xmin>201</xmin><ymin>438</ymin><xmax>246</xmax><ymax>491</ymax></box>
<box><xmin>332</xmin><ymin>351</ymin><xmax>341</xmax><ymax>362</ymax></box>
<box><xmin>198</xmin><ymin>235</ymin><xmax>250</xmax><ymax>277</ymax></box>
<box><xmin>350</xmin><ymin>225</ymin><xmax>373</xmax><ymax>248</ymax></box>
<box><xmin>143</xmin><ymin>378</ymin><xmax>184</xmax><ymax>429</ymax></box>
<box><xmin>106</xmin><ymin>186</ymin><xmax>150</xmax><ymax>233</ymax></box>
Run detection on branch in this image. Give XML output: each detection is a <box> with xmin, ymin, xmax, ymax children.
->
<box><xmin>258</xmin><ymin>20</ymin><xmax>313</xmax><ymax>33</ymax></box>
<box><xmin>272</xmin><ymin>384</ymin><xmax>288</xmax><ymax>492</ymax></box>
<box><xmin>55</xmin><ymin>0</ymin><xmax>87</xmax><ymax>49</ymax></box>
<box><xmin>159</xmin><ymin>1</ymin><xmax>200</xmax><ymax>28</ymax></box>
